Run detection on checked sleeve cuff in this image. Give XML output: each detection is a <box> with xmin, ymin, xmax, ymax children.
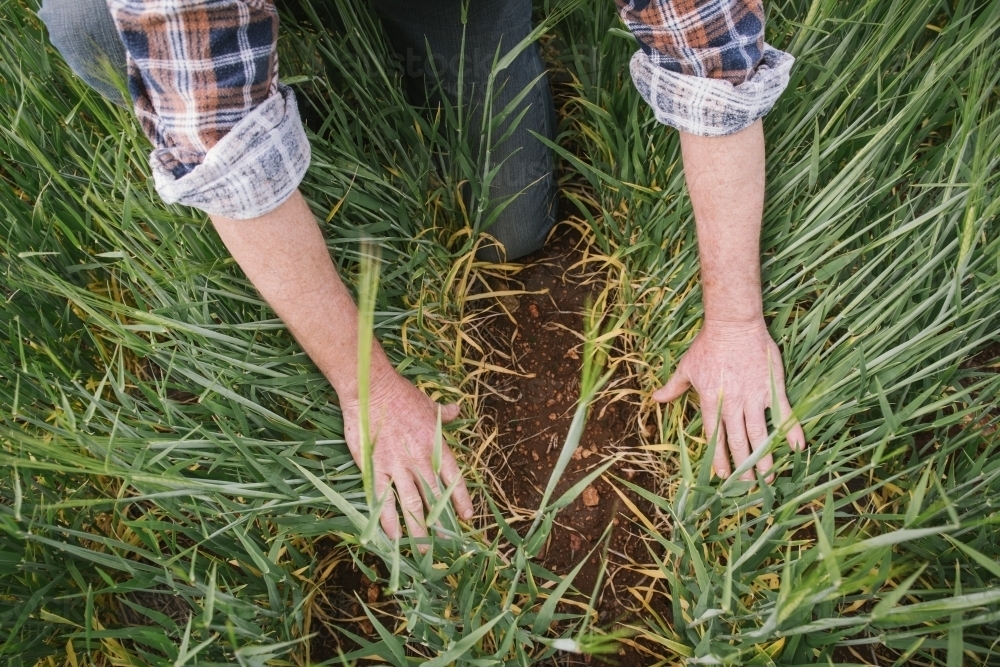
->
<box><xmin>150</xmin><ymin>84</ymin><xmax>310</xmax><ymax>220</ymax></box>
<box><xmin>630</xmin><ymin>44</ymin><xmax>794</xmax><ymax>137</ymax></box>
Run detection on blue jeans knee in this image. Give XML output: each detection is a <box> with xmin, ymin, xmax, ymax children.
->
<box><xmin>371</xmin><ymin>0</ymin><xmax>558</xmax><ymax>262</ymax></box>
<box><xmin>38</xmin><ymin>0</ymin><xmax>128</xmax><ymax>105</ymax></box>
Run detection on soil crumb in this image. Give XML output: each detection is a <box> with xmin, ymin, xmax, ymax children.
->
<box><xmin>478</xmin><ymin>225</ymin><xmax>669</xmax><ymax>666</ymax></box>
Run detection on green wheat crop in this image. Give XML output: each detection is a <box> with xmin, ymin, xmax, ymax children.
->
<box><xmin>1</xmin><ymin>0</ymin><xmax>998</xmax><ymax>665</ymax></box>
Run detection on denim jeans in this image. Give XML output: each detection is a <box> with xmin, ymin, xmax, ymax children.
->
<box><xmin>37</xmin><ymin>0</ymin><xmax>128</xmax><ymax>107</ymax></box>
<box><xmin>38</xmin><ymin>0</ymin><xmax>558</xmax><ymax>261</ymax></box>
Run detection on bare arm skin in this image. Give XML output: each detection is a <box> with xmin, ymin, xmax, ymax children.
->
<box><xmin>654</xmin><ymin>119</ymin><xmax>806</xmax><ymax>481</ymax></box>
<box><xmin>210</xmin><ymin>190</ymin><xmax>474</xmax><ymax>540</ymax></box>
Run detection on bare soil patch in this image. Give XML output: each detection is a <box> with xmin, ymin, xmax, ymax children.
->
<box><xmin>310</xmin><ymin>226</ymin><xmax>670</xmax><ymax>664</ymax></box>
<box><xmin>476</xmin><ymin>225</ymin><xmax>669</xmax><ymax>666</ymax></box>
<box><xmin>309</xmin><ymin>545</ymin><xmax>395</xmax><ymax>661</ymax></box>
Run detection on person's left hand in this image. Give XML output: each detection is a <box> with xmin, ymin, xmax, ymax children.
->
<box><xmin>653</xmin><ymin>318</ymin><xmax>806</xmax><ymax>482</ymax></box>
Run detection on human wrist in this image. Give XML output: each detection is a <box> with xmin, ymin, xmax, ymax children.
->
<box><xmin>700</xmin><ymin>282</ymin><xmax>764</xmax><ymax>336</ymax></box>
<box><xmin>701</xmin><ymin>314</ymin><xmax>768</xmax><ymax>340</ymax></box>
<box><xmin>330</xmin><ymin>347</ymin><xmax>400</xmax><ymax>408</ymax></box>
<box><xmin>366</xmin><ymin>359</ymin><xmax>407</xmax><ymax>406</ymax></box>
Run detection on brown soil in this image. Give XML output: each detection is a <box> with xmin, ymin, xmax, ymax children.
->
<box><xmin>831</xmin><ymin>643</ymin><xmax>903</xmax><ymax>666</ymax></box>
<box><xmin>118</xmin><ymin>589</ymin><xmax>194</xmax><ymax>628</ymax></box>
<box><xmin>309</xmin><ymin>545</ymin><xmax>396</xmax><ymax>661</ymax></box>
<box><xmin>960</xmin><ymin>340</ymin><xmax>1000</xmax><ymax>371</ymax></box>
<box><xmin>310</xmin><ymin>226</ymin><xmax>670</xmax><ymax>664</ymax></box>
<box><xmin>477</xmin><ymin>225</ymin><xmax>669</xmax><ymax>666</ymax></box>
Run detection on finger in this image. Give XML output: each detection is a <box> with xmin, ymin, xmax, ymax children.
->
<box><xmin>776</xmin><ymin>390</ymin><xmax>807</xmax><ymax>452</ymax></box>
<box><xmin>393</xmin><ymin>473</ymin><xmax>429</xmax><ymax>549</ymax></box>
<box><xmin>703</xmin><ymin>405</ymin><xmax>731</xmax><ymax>479</ymax></box>
<box><xmin>413</xmin><ymin>463</ymin><xmax>442</xmax><ymax>507</ymax></box>
<box><xmin>653</xmin><ymin>368</ymin><xmax>690</xmax><ymax>403</ymax></box>
<box><xmin>745</xmin><ymin>407</ymin><xmax>775</xmax><ymax>484</ymax></box>
<box><xmin>440</xmin><ymin>402</ymin><xmax>461</xmax><ymax>423</ymax></box>
<box><xmin>375</xmin><ymin>472</ymin><xmax>401</xmax><ymax>540</ymax></box>
<box><xmin>724</xmin><ymin>410</ymin><xmax>754</xmax><ymax>482</ymax></box>
<box><xmin>413</xmin><ymin>464</ymin><xmax>449</xmax><ymax>538</ymax></box>
<box><xmin>440</xmin><ymin>447</ymin><xmax>474</xmax><ymax>520</ymax></box>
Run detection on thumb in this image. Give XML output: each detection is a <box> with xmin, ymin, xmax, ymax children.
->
<box><xmin>440</xmin><ymin>402</ymin><xmax>461</xmax><ymax>423</ymax></box>
<box><xmin>653</xmin><ymin>369</ymin><xmax>690</xmax><ymax>403</ymax></box>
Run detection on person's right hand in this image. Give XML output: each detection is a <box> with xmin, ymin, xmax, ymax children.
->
<box><xmin>340</xmin><ymin>369</ymin><xmax>474</xmax><ymax>544</ymax></box>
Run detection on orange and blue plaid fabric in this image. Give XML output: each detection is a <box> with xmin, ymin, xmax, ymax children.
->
<box><xmin>616</xmin><ymin>0</ymin><xmax>794</xmax><ymax>137</ymax></box>
<box><xmin>617</xmin><ymin>0</ymin><xmax>766</xmax><ymax>84</ymax></box>
<box><xmin>105</xmin><ymin>0</ymin><xmax>792</xmax><ymax>218</ymax></box>
<box><xmin>106</xmin><ymin>0</ymin><xmax>310</xmax><ymax>219</ymax></box>
<box><xmin>109</xmin><ymin>0</ymin><xmax>280</xmax><ymax>178</ymax></box>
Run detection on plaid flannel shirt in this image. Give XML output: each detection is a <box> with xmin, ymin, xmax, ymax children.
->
<box><xmin>106</xmin><ymin>0</ymin><xmax>793</xmax><ymax>220</ymax></box>
<box><xmin>616</xmin><ymin>0</ymin><xmax>794</xmax><ymax>136</ymax></box>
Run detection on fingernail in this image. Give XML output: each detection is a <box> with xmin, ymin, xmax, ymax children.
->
<box><xmin>462</xmin><ymin>510</ymin><xmax>473</xmax><ymax>520</ymax></box>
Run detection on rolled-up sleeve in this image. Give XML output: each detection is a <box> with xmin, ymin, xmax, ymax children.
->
<box><xmin>106</xmin><ymin>0</ymin><xmax>310</xmax><ymax>219</ymax></box>
<box><xmin>616</xmin><ymin>0</ymin><xmax>794</xmax><ymax>137</ymax></box>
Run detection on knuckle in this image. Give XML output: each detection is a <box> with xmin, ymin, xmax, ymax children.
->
<box><xmin>747</xmin><ymin>425</ymin><xmax>768</xmax><ymax>440</ymax></box>
<box><xmin>402</xmin><ymin>496</ymin><xmax>424</xmax><ymax>514</ymax></box>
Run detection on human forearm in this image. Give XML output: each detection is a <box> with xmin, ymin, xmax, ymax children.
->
<box><xmin>679</xmin><ymin>119</ymin><xmax>766</xmax><ymax>328</ymax></box>
<box><xmin>655</xmin><ymin>119</ymin><xmax>805</xmax><ymax>481</ymax></box>
<box><xmin>209</xmin><ymin>190</ymin><xmax>473</xmax><ymax>534</ymax></box>
<box><xmin>209</xmin><ymin>189</ymin><xmax>394</xmax><ymax>402</ymax></box>
<box><xmin>94</xmin><ymin>0</ymin><xmax>472</xmax><ymax>537</ymax></box>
